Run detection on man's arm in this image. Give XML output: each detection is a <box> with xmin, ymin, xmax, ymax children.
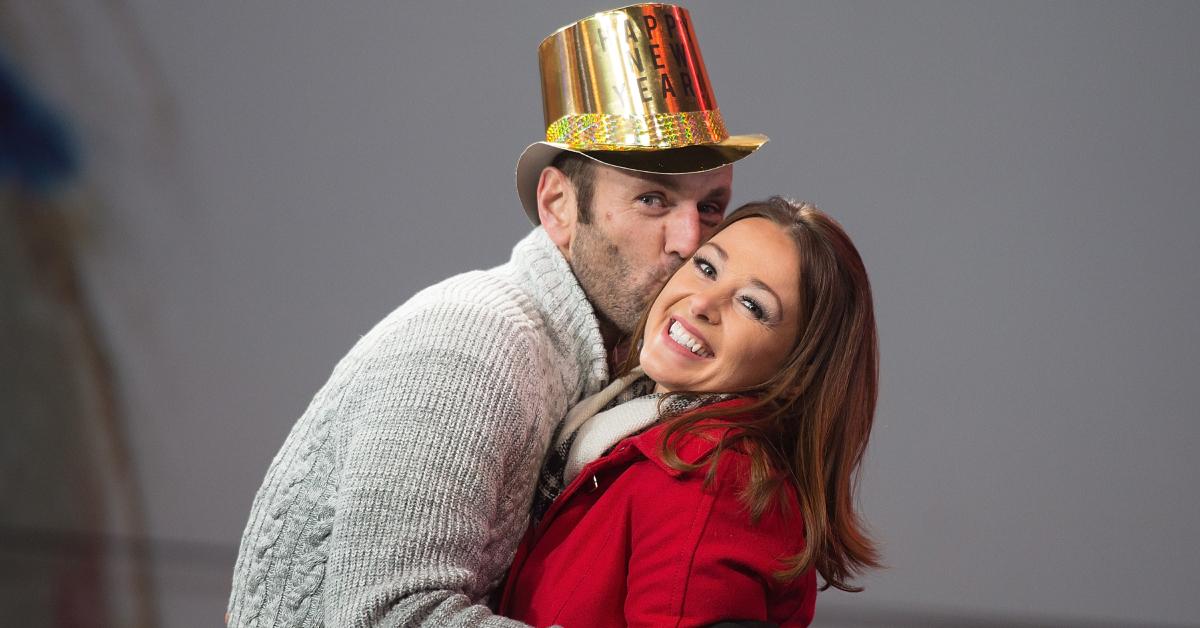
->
<box><xmin>323</xmin><ymin>302</ymin><xmax>541</xmax><ymax>627</ymax></box>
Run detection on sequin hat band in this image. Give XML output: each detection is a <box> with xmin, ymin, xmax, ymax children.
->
<box><xmin>545</xmin><ymin>109</ymin><xmax>728</xmax><ymax>151</ymax></box>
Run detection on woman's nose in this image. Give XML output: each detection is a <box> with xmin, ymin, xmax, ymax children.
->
<box><xmin>688</xmin><ymin>289</ymin><xmax>721</xmax><ymax>324</ymax></box>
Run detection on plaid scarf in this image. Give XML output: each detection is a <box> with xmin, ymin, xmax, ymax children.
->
<box><xmin>532</xmin><ymin>371</ymin><xmax>656</xmax><ymax>523</ymax></box>
<box><xmin>531</xmin><ymin>373</ymin><xmax>728</xmax><ymax>524</ymax></box>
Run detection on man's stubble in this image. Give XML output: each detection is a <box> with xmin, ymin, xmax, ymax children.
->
<box><xmin>571</xmin><ymin>221</ymin><xmax>683</xmax><ymax>338</ymax></box>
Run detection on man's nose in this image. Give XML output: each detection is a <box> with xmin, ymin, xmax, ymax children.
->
<box><xmin>663</xmin><ymin>206</ymin><xmax>703</xmax><ymax>260</ymax></box>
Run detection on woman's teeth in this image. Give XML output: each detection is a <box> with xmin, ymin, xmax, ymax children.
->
<box><xmin>668</xmin><ymin>321</ymin><xmax>712</xmax><ymax>357</ymax></box>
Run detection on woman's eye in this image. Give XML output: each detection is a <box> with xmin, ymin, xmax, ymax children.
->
<box><xmin>693</xmin><ymin>256</ymin><xmax>716</xmax><ymax>278</ymax></box>
<box><xmin>739</xmin><ymin>296</ymin><xmax>766</xmax><ymax>320</ymax></box>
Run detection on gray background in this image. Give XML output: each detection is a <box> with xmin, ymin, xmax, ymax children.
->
<box><xmin>4</xmin><ymin>1</ymin><xmax>1198</xmax><ymax>626</ymax></box>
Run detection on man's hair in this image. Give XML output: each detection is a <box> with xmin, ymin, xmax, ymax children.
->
<box><xmin>550</xmin><ymin>152</ymin><xmax>596</xmax><ymax>224</ymax></box>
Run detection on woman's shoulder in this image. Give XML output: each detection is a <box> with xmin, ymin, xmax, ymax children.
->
<box><xmin>616</xmin><ymin>399</ymin><xmax>814</xmax><ymax>623</ymax></box>
<box><xmin>623</xmin><ymin>396</ymin><xmax>802</xmax><ymax>519</ymax></box>
<box><xmin>627</xmin><ymin>396</ymin><xmax>759</xmax><ymax>474</ymax></box>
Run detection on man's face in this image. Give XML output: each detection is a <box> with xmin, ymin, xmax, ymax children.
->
<box><xmin>568</xmin><ymin>164</ymin><xmax>734</xmax><ymax>336</ymax></box>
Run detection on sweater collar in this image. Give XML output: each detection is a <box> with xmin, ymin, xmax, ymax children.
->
<box><xmin>509</xmin><ymin>228</ymin><xmax>609</xmax><ymax>396</ymax></box>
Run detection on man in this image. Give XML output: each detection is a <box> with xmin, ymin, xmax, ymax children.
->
<box><xmin>227</xmin><ymin>5</ymin><xmax>766</xmax><ymax>626</ymax></box>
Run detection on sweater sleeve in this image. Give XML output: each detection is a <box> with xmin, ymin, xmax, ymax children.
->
<box><xmin>323</xmin><ymin>301</ymin><xmax>539</xmax><ymax>628</ymax></box>
<box><xmin>623</xmin><ymin>455</ymin><xmax>811</xmax><ymax>628</ymax></box>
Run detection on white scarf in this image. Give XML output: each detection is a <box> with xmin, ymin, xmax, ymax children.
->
<box><xmin>557</xmin><ymin>366</ymin><xmax>662</xmax><ymax>484</ymax></box>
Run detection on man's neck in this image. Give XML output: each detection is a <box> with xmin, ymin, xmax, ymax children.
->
<box><xmin>599</xmin><ymin>319</ymin><xmax>632</xmax><ymax>377</ymax></box>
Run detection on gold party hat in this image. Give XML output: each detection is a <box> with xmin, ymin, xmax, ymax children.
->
<box><xmin>517</xmin><ymin>3</ymin><xmax>768</xmax><ymax>222</ymax></box>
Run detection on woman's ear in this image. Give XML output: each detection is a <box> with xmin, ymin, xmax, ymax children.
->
<box><xmin>536</xmin><ymin>166</ymin><xmax>577</xmax><ymax>256</ymax></box>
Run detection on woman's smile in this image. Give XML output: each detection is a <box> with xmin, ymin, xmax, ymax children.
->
<box><xmin>663</xmin><ymin>317</ymin><xmax>714</xmax><ymax>359</ymax></box>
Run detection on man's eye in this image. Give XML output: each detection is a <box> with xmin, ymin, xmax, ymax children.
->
<box><xmin>699</xmin><ymin>204</ymin><xmax>726</xmax><ymax>228</ymax></box>
<box><xmin>693</xmin><ymin>256</ymin><xmax>716</xmax><ymax>278</ymax></box>
<box><xmin>637</xmin><ymin>194</ymin><xmax>666</xmax><ymax>208</ymax></box>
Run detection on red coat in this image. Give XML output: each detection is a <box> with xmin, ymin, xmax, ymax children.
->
<box><xmin>500</xmin><ymin>400</ymin><xmax>817</xmax><ymax>627</ymax></box>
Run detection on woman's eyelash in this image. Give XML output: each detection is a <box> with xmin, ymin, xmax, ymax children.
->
<box><xmin>691</xmin><ymin>255</ymin><xmax>773</xmax><ymax>322</ymax></box>
<box><xmin>739</xmin><ymin>296</ymin><xmax>767</xmax><ymax>320</ymax></box>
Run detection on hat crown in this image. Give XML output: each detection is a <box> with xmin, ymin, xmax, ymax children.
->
<box><xmin>538</xmin><ymin>4</ymin><xmax>727</xmax><ymax>150</ymax></box>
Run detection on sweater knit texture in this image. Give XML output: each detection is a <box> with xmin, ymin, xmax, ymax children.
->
<box><xmin>227</xmin><ymin>229</ymin><xmax>607</xmax><ymax>627</ymax></box>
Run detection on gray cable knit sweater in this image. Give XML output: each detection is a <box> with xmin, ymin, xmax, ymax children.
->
<box><xmin>227</xmin><ymin>229</ymin><xmax>608</xmax><ymax>627</ymax></box>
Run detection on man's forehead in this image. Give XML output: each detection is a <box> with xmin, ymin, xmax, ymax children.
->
<box><xmin>597</xmin><ymin>163</ymin><xmax>732</xmax><ymax>195</ymax></box>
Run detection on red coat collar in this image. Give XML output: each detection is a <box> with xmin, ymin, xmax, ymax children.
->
<box><xmin>629</xmin><ymin>396</ymin><xmax>758</xmax><ymax>476</ymax></box>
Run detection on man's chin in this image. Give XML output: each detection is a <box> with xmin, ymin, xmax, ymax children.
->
<box><xmin>593</xmin><ymin>305</ymin><xmax>640</xmax><ymax>340</ymax></box>
<box><xmin>616</xmin><ymin>307</ymin><xmax>653</xmax><ymax>339</ymax></box>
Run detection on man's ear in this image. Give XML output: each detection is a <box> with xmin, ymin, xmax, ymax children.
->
<box><xmin>536</xmin><ymin>166</ymin><xmax>577</xmax><ymax>256</ymax></box>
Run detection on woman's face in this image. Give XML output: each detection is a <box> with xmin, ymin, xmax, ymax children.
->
<box><xmin>641</xmin><ymin>217</ymin><xmax>803</xmax><ymax>393</ymax></box>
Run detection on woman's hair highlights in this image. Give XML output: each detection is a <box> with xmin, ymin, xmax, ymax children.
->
<box><xmin>621</xmin><ymin>196</ymin><xmax>882</xmax><ymax>591</ymax></box>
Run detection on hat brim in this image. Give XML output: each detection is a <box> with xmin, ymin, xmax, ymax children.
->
<box><xmin>515</xmin><ymin>134</ymin><xmax>768</xmax><ymax>225</ymax></box>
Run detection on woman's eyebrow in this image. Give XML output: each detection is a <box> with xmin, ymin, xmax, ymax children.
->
<box><xmin>748</xmin><ymin>277</ymin><xmax>781</xmax><ymax>306</ymax></box>
<box><xmin>702</xmin><ymin>241</ymin><xmax>728</xmax><ymax>261</ymax></box>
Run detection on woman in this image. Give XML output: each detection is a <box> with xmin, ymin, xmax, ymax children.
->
<box><xmin>500</xmin><ymin>197</ymin><xmax>882</xmax><ymax>627</ymax></box>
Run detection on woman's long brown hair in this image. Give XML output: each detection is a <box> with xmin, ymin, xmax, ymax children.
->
<box><xmin>621</xmin><ymin>196</ymin><xmax>882</xmax><ymax>591</ymax></box>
